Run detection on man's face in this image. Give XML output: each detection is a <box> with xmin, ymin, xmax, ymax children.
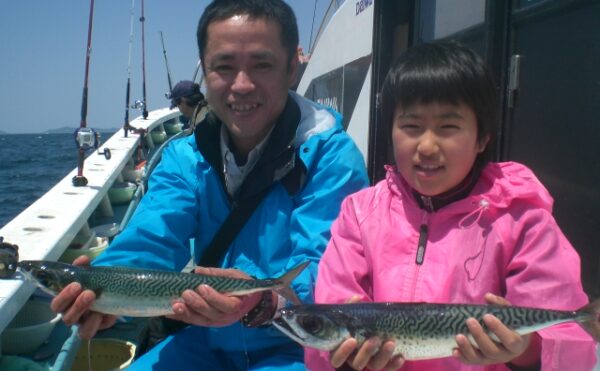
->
<box><xmin>203</xmin><ymin>15</ymin><xmax>298</xmax><ymax>155</ymax></box>
<box><xmin>176</xmin><ymin>98</ymin><xmax>195</xmax><ymax>119</ymax></box>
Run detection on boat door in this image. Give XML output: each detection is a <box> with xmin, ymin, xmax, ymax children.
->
<box><xmin>369</xmin><ymin>0</ymin><xmax>414</xmax><ymax>182</ymax></box>
<box><xmin>501</xmin><ymin>0</ymin><xmax>600</xmax><ymax>298</ymax></box>
<box><xmin>372</xmin><ymin>0</ymin><xmax>600</xmax><ymax>297</ymax></box>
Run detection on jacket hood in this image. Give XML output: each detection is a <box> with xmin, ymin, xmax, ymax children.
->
<box><xmin>386</xmin><ymin>161</ymin><xmax>554</xmax><ymax>215</ymax></box>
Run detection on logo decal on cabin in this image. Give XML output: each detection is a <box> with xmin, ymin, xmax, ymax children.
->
<box><xmin>356</xmin><ymin>0</ymin><xmax>373</xmax><ymax>15</ymax></box>
<box><xmin>305</xmin><ymin>55</ymin><xmax>371</xmax><ymax>131</ymax></box>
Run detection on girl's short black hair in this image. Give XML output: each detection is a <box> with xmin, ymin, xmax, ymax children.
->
<box><xmin>381</xmin><ymin>41</ymin><xmax>499</xmax><ymax>162</ymax></box>
<box><xmin>197</xmin><ymin>0</ymin><xmax>299</xmax><ymax>67</ymax></box>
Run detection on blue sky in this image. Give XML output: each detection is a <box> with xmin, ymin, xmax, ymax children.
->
<box><xmin>0</xmin><ymin>1</ymin><xmax>331</xmax><ymax>134</ymax></box>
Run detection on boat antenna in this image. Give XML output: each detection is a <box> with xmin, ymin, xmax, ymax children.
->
<box><xmin>72</xmin><ymin>0</ymin><xmax>97</xmax><ymax>187</ymax></box>
<box><xmin>160</xmin><ymin>31</ymin><xmax>174</xmax><ymax>97</ymax></box>
<box><xmin>140</xmin><ymin>0</ymin><xmax>148</xmax><ymax>119</ymax></box>
<box><xmin>123</xmin><ymin>0</ymin><xmax>135</xmax><ymax>138</ymax></box>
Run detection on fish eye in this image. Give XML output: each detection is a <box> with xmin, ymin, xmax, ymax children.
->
<box><xmin>34</xmin><ymin>269</ymin><xmax>56</xmax><ymax>285</ymax></box>
<box><xmin>282</xmin><ymin>309</ymin><xmax>293</xmax><ymax>319</ymax></box>
<box><xmin>35</xmin><ymin>271</ymin><xmax>50</xmax><ymax>284</ymax></box>
<box><xmin>297</xmin><ymin>315</ymin><xmax>324</xmax><ymax>335</ymax></box>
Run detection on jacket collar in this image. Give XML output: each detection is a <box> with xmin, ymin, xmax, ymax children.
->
<box><xmin>194</xmin><ymin>94</ymin><xmax>301</xmax><ymax>202</ymax></box>
<box><xmin>412</xmin><ymin>161</ymin><xmax>484</xmax><ymax>212</ymax></box>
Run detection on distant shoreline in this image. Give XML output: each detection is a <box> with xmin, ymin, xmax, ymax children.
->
<box><xmin>0</xmin><ymin>127</ymin><xmax>120</xmax><ymax>135</ymax></box>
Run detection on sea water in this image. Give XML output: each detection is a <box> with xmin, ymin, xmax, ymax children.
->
<box><xmin>0</xmin><ymin>133</ymin><xmax>81</xmax><ymax>228</ymax></box>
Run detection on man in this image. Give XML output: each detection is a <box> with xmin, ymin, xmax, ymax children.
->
<box><xmin>51</xmin><ymin>0</ymin><xmax>368</xmax><ymax>369</ymax></box>
<box><xmin>169</xmin><ymin>80</ymin><xmax>207</xmax><ymax>130</ymax></box>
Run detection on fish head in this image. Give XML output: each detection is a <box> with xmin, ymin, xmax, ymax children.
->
<box><xmin>19</xmin><ymin>261</ymin><xmax>78</xmax><ymax>295</ymax></box>
<box><xmin>273</xmin><ymin>305</ymin><xmax>351</xmax><ymax>351</ymax></box>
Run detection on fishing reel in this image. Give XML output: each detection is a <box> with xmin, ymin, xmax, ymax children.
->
<box><xmin>74</xmin><ymin>127</ymin><xmax>98</xmax><ymax>151</ymax></box>
<box><xmin>131</xmin><ymin>100</ymin><xmax>146</xmax><ymax>110</ymax></box>
<box><xmin>131</xmin><ymin>100</ymin><xmax>149</xmax><ymax>119</ymax></box>
<box><xmin>132</xmin><ymin>100</ymin><xmax>149</xmax><ymax>120</ymax></box>
<box><xmin>73</xmin><ymin>127</ymin><xmax>111</xmax><ymax>160</ymax></box>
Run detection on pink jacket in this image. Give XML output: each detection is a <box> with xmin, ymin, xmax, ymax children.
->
<box><xmin>307</xmin><ymin>162</ymin><xmax>596</xmax><ymax>371</ymax></box>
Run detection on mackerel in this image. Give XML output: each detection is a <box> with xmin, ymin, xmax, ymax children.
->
<box><xmin>17</xmin><ymin>260</ymin><xmax>308</xmax><ymax>317</ymax></box>
<box><xmin>273</xmin><ymin>301</ymin><xmax>600</xmax><ymax>360</ymax></box>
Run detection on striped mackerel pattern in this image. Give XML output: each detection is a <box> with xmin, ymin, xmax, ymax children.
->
<box><xmin>308</xmin><ymin>302</ymin><xmax>583</xmax><ymax>339</ymax></box>
<box><xmin>87</xmin><ymin>266</ymin><xmax>276</xmax><ymax>297</ymax></box>
<box><xmin>25</xmin><ymin>261</ymin><xmax>277</xmax><ymax>298</ymax></box>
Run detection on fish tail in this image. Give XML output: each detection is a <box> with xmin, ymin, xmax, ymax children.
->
<box><xmin>273</xmin><ymin>261</ymin><xmax>310</xmax><ymax>305</ymax></box>
<box><xmin>578</xmin><ymin>298</ymin><xmax>600</xmax><ymax>342</ymax></box>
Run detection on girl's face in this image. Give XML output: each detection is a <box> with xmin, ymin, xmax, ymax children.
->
<box><xmin>392</xmin><ymin>101</ymin><xmax>488</xmax><ymax>196</ymax></box>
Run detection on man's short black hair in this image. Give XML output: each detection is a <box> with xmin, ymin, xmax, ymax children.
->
<box><xmin>381</xmin><ymin>41</ymin><xmax>499</xmax><ymax>163</ymax></box>
<box><xmin>197</xmin><ymin>0</ymin><xmax>299</xmax><ymax>68</ymax></box>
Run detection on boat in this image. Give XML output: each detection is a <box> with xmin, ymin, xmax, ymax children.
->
<box><xmin>0</xmin><ymin>108</ymin><xmax>188</xmax><ymax>369</ymax></box>
<box><xmin>297</xmin><ymin>0</ymin><xmax>600</xmax><ymax>300</ymax></box>
<box><xmin>0</xmin><ymin>0</ymin><xmax>198</xmax><ymax>368</ymax></box>
<box><xmin>2</xmin><ymin>0</ymin><xmax>600</xmax><ymax>368</ymax></box>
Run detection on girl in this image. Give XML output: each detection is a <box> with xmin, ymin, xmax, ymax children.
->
<box><xmin>306</xmin><ymin>42</ymin><xmax>596</xmax><ymax>370</ymax></box>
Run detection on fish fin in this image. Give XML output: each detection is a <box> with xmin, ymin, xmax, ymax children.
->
<box><xmin>275</xmin><ymin>287</ymin><xmax>302</xmax><ymax>305</ymax></box>
<box><xmin>578</xmin><ymin>298</ymin><xmax>600</xmax><ymax>342</ymax></box>
<box><xmin>273</xmin><ymin>261</ymin><xmax>310</xmax><ymax>305</ymax></box>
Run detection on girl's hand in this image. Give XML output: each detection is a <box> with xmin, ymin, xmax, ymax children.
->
<box><xmin>454</xmin><ymin>293</ymin><xmax>541</xmax><ymax>367</ymax></box>
<box><xmin>331</xmin><ymin>337</ymin><xmax>404</xmax><ymax>371</ymax></box>
<box><xmin>329</xmin><ymin>295</ymin><xmax>405</xmax><ymax>371</ymax></box>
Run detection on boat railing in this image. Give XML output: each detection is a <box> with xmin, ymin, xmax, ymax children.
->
<box><xmin>119</xmin><ymin>129</ymin><xmax>188</xmax><ymax>230</ymax></box>
<box><xmin>0</xmin><ymin>107</ymin><xmax>181</xmax><ymax>336</ymax></box>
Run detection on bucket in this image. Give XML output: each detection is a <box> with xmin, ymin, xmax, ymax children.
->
<box><xmin>71</xmin><ymin>339</ymin><xmax>136</xmax><ymax>371</ymax></box>
<box><xmin>1</xmin><ymin>297</ymin><xmax>61</xmax><ymax>355</ymax></box>
<box><xmin>150</xmin><ymin>130</ymin><xmax>167</xmax><ymax>144</ymax></box>
<box><xmin>60</xmin><ymin>236</ymin><xmax>109</xmax><ymax>263</ymax></box>
<box><xmin>122</xmin><ymin>167</ymin><xmax>145</xmax><ymax>182</ymax></box>
<box><xmin>164</xmin><ymin>122</ymin><xmax>183</xmax><ymax>135</ymax></box>
<box><xmin>91</xmin><ymin>223</ymin><xmax>120</xmax><ymax>239</ymax></box>
<box><xmin>108</xmin><ymin>182</ymin><xmax>137</xmax><ymax>205</ymax></box>
<box><xmin>0</xmin><ymin>356</ymin><xmax>47</xmax><ymax>371</ymax></box>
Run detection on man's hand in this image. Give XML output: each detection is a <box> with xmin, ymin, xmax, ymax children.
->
<box><xmin>329</xmin><ymin>295</ymin><xmax>405</xmax><ymax>371</ymax></box>
<box><xmin>453</xmin><ymin>293</ymin><xmax>540</xmax><ymax>367</ymax></box>
<box><xmin>166</xmin><ymin>266</ymin><xmax>262</xmax><ymax>327</ymax></box>
<box><xmin>50</xmin><ymin>256</ymin><xmax>117</xmax><ymax>340</ymax></box>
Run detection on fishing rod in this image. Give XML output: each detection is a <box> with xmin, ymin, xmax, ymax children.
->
<box><xmin>123</xmin><ymin>0</ymin><xmax>135</xmax><ymax>138</ymax></box>
<box><xmin>127</xmin><ymin>0</ymin><xmax>149</xmax><ymax>163</ymax></box>
<box><xmin>309</xmin><ymin>0</ymin><xmax>318</xmax><ymax>52</ymax></box>
<box><xmin>140</xmin><ymin>0</ymin><xmax>148</xmax><ymax>119</ymax></box>
<box><xmin>73</xmin><ymin>0</ymin><xmax>102</xmax><ymax>187</ymax></box>
<box><xmin>160</xmin><ymin>31</ymin><xmax>174</xmax><ymax>98</ymax></box>
<box><xmin>192</xmin><ymin>59</ymin><xmax>203</xmax><ymax>86</ymax></box>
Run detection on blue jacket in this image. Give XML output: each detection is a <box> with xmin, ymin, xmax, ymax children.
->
<box><xmin>94</xmin><ymin>92</ymin><xmax>369</xmax><ymax>352</ymax></box>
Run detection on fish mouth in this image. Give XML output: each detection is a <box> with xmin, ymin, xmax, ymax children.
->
<box><xmin>272</xmin><ymin>316</ymin><xmax>307</xmax><ymax>344</ymax></box>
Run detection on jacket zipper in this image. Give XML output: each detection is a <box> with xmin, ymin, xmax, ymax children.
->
<box><xmin>415</xmin><ymin>224</ymin><xmax>429</xmax><ymax>265</ymax></box>
<box><xmin>416</xmin><ymin>196</ymin><xmax>433</xmax><ymax>265</ymax></box>
<box><xmin>410</xmin><ymin>210</ymin><xmax>430</xmax><ymax>300</ymax></box>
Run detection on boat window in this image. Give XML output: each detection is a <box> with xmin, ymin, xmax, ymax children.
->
<box><xmin>304</xmin><ymin>54</ymin><xmax>371</xmax><ymax>131</ymax></box>
<box><xmin>418</xmin><ymin>0</ymin><xmax>485</xmax><ymax>41</ymax></box>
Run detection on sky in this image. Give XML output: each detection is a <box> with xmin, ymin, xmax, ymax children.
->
<box><xmin>0</xmin><ymin>0</ymin><xmax>332</xmax><ymax>134</ymax></box>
